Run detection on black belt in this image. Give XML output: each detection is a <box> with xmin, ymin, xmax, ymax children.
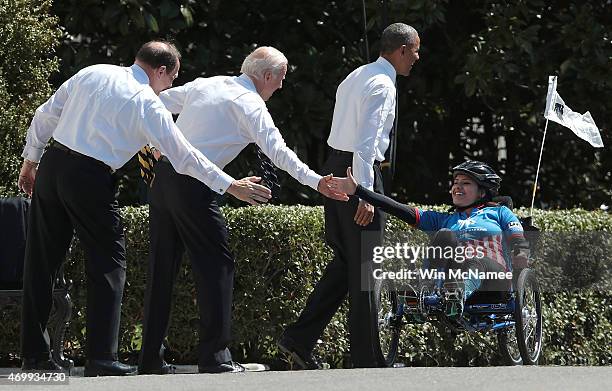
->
<box><xmin>51</xmin><ymin>142</ymin><xmax>114</xmax><ymax>173</ymax></box>
<box><xmin>329</xmin><ymin>148</ymin><xmax>381</xmax><ymax>167</ymax></box>
<box><xmin>329</xmin><ymin>148</ymin><xmax>352</xmax><ymax>157</ymax></box>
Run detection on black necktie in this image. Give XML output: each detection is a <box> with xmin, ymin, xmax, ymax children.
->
<box><xmin>255</xmin><ymin>145</ymin><xmax>280</xmax><ymax>201</ymax></box>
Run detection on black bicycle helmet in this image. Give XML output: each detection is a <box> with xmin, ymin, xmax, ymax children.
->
<box><xmin>452</xmin><ymin>160</ymin><xmax>501</xmax><ymax>199</ymax></box>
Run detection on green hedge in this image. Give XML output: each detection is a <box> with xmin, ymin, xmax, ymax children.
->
<box><xmin>1</xmin><ymin>205</ymin><xmax>611</xmax><ymax>367</ymax></box>
<box><xmin>0</xmin><ymin>0</ymin><xmax>60</xmax><ymax>197</ymax></box>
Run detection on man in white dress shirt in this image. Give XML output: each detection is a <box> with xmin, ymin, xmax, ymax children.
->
<box><xmin>138</xmin><ymin>46</ymin><xmax>347</xmax><ymax>374</ymax></box>
<box><xmin>17</xmin><ymin>41</ymin><xmax>271</xmax><ymax>376</ymax></box>
<box><xmin>279</xmin><ymin>23</ymin><xmax>420</xmax><ymax>369</ymax></box>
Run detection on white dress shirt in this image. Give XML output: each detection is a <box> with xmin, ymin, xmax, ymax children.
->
<box><xmin>22</xmin><ymin>64</ymin><xmax>234</xmax><ymax>194</ymax></box>
<box><xmin>159</xmin><ymin>74</ymin><xmax>321</xmax><ymax>191</ymax></box>
<box><xmin>327</xmin><ymin>57</ymin><xmax>397</xmax><ymax>191</ymax></box>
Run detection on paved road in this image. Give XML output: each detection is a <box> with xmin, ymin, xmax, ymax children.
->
<box><xmin>1</xmin><ymin>366</ymin><xmax>610</xmax><ymax>390</ymax></box>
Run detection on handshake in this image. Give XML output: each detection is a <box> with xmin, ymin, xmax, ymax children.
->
<box><xmin>227</xmin><ymin>167</ymin><xmax>358</xmax><ymax>206</ymax></box>
<box><xmin>228</xmin><ymin>167</ymin><xmax>371</xmax><ymax>227</ymax></box>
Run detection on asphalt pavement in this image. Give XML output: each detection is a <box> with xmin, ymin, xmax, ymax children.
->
<box><xmin>1</xmin><ymin>365</ymin><xmax>611</xmax><ymax>391</ymax></box>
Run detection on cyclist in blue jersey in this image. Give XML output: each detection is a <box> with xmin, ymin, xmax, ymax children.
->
<box><xmin>329</xmin><ymin>161</ymin><xmax>530</xmax><ymax>308</ymax></box>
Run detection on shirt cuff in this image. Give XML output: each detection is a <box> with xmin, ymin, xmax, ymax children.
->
<box><xmin>22</xmin><ymin>145</ymin><xmax>45</xmax><ymax>163</ymax></box>
<box><xmin>210</xmin><ymin>171</ymin><xmax>235</xmax><ymax>195</ymax></box>
<box><xmin>352</xmin><ymin>155</ymin><xmax>375</xmax><ymax>191</ymax></box>
<box><xmin>303</xmin><ymin>170</ymin><xmax>322</xmax><ymax>191</ymax></box>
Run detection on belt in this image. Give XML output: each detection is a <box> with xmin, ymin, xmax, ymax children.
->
<box><xmin>329</xmin><ymin>148</ymin><xmax>381</xmax><ymax>167</ymax></box>
<box><xmin>329</xmin><ymin>148</ymin><xmax>352</xmax><ymax>157</ymax></box>
<box><xmin>51</xmin><ymin>142</ymin><xmax>114</xmax><ymax>173</ymax></box>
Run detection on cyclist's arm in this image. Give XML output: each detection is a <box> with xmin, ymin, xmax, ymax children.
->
<box><xmin>499</xmin><ymin>206</ymin><xmax>531</xmax><ymax>267</ymax></box>
<box><xmin>355</xmin><ymin>184</ymin><xmax>417</xmax><ymax>224</ymax></box>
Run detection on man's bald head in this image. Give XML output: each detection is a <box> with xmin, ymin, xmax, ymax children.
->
<box><xmin>240</xmin><ymin>46</ymin><xmax>288</xmax><ymax>80</ymax></box>
<box><xmin>135</xmin><ymin>41</ymin><xmax>181</xmax><ymax>74</ymax></box>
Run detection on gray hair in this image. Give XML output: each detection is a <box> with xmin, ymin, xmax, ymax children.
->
<box><xmin>240</xmin><ymin>46</ymin><xmax>288</xmax><ymax>79</ymax></box>
<box><xmin>379</xmin><ymin>23</ymin><xmax>419</xmax><ymax>54</ymax></box>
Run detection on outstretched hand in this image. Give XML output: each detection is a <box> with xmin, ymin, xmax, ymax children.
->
<box><xmin>18</xmin><ymin>159</ymin><xmax>38</xmax><ymax>197</ymax></box>
<box><xmin>317</xmin><ymin>175</ymin><xmax>349</xmax><ymax>201</ymax></box>
<box><xmin>328</xmin><ymin>167</ymin><xmax>358</xmax><ymax>195</ymax></box>
<box><xmin>226</xmin><ymin>176</ymin><xmax>272</xmax><ymax>205</ymax></box>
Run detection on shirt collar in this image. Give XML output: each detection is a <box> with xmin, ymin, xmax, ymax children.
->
<box><xmin>130</xmin><ymin>64</ymin><xmax>150</xmax><ymax>85</ymax></box>
<box><xmin>375</xmin><ymin>57</ymin><xmax>396</xmax><ymax>83</ymax></box>
<box><xmin>236</xmin><ymin>73</ymin><xmax>258</xmax><ymax>94</ymax></box>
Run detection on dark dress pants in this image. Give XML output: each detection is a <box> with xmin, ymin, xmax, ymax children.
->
<box><xmin>21</xmin><ymin>146</ymin><xmax>126</xmax><ymax>361</ymax></box>
<box><xmin>139</xmin><ymin>160</ymin><xmax>234</xmax><ymax>371</ymax></box>
<box><xmin>283</xmin><ymin>152</ymin><xmax>386</xmax><ymax>368</ymax></box>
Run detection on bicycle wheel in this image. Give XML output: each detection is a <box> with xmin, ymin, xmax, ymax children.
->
<box><xmin>514</xmin><ymin>268</ymin><xmax>543</xmax><ymax>365</ymax></box>
<box><xmin>497</xmin><ymin>324</ymin><xmax>523</xmax><ymax>365</ymax></box>
<box><xmin>374</xmin><ymin>278</ymin><xmax>402</xmax><ymax>366</ymax></box>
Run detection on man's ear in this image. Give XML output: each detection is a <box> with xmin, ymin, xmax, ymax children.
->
<box><xmin>157</xmin><ymin>65</ymin><xmax>167</xmax><ymax>77</ymax></box>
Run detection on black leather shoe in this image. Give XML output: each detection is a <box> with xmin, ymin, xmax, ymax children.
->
<box><xmin>198</xmin><ymin>361</ymin><xmax>245</xmax><ymax>374</ymax></box>
<box><xmin>84</xmin><ymin>360</ymin><xmax>137</xmax><ymax>377</ymax></box>
<box><xmin>22</xmin><ymin>358</ymin><xmax>63</xmax><ymax>371</ymax></box>
<box><xmin>138</xmin><ymin>361</ymin><xmax>176</xmax><ymax>375</ymax></box>
<box><xmin>278</xmin><ymin>336</ymin><xmax>325</xmax><ymax>370</ymax></box>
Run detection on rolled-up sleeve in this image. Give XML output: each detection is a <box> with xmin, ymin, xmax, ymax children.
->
<box><xmin>352</xmin><ymin>83</ymin><xmax>395</xmax><ymax>191</ymax></box>
<box><xmin>22</xmin><ymin>78</ymin><xmax>74</xmax><ymax>162</ymax></box>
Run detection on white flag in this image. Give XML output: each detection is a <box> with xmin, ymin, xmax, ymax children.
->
<box><xmin>544</xmin><ymin>76</ymin><xmax>603</xmax><ymax>148</ymax></box>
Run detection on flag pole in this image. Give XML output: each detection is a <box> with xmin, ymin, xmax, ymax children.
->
<box><xmin>530</xmin><ymin>118</ymin><xmax>550</xmax><ymax>217</ymax></box>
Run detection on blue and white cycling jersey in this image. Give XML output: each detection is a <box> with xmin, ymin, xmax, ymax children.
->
<box><xmin>415</xmin><ymin>205</ymin><xmax>524</xmax><ymax>270</ymax></box>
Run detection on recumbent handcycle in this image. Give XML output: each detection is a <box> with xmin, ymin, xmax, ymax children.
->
<box><xmin>374</xmin><ymin>208</ymin><xmax>543</xmax><ymax>366</ymax></box>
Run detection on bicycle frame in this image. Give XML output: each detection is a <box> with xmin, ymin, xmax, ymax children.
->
<box><xmin>395</xmin><ymin>283</ymin><xmax>519</xmax><ymax>334</ymax></box>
